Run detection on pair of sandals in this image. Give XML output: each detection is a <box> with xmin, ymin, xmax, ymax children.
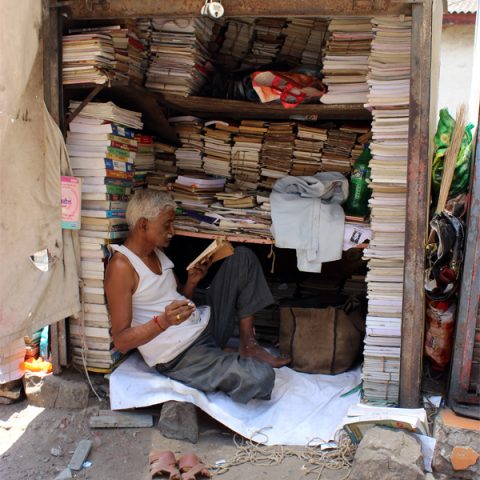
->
<box><xmin>149</xmin><ymin>451</ymin><xmax>211</xmax><ymax>480</ymax></box>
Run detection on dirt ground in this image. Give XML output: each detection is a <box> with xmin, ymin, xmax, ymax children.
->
<box><xmin>0</xmin><ymin>377</ymin><xmax>351</xmax><ymax>480</ymax></box>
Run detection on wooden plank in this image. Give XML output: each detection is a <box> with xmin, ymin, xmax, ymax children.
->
<box><xmin>175</xmin><ymin>229</ymin><xmax>274</xmax><ymax>244</ymax></box>
<box><xmin>42</xmin><ymin>0</ymin><xmax>61</xmax><ymax>124</ymax></box>
<box><xmin>68</xmin><ymin>439</ymin><xmax>92</xmax><ymax>471</ymax></box>
<box><xmin>449</xmin><ymin>112</ymin><xmax>480</xmax><ymax>405</ymax></box>
<box><xmin>89</xmin><ymin>411</ymin><xmax>153</xmax><ymax>428</ymax></box>
<box><xmin>65</xmin><ymin>85</ymin><xmax>105</xmax><ymax>125</ymax></box>
<box><xmin>67</xmin><ymin>0</ymin><xmax>411</xmax><ymax>19</ymax></box>
<box><xmin>50</xmin><ymin>322</ymin><xmax>61</xmax><ymax>375</ymax></box>
<box><xmin>157</xmin><ymin>93</ymin><xmax>372</xmax><ymax>121</ymax></box>
<box><xmin>400</xmin><ymin>0</ymin><xmax>434</xmax><ymax>408</ymax></box>
<box><xmin>58</xmin><ymin>318</ymin><xmax>69</xmax><ymax>367</ymax></box>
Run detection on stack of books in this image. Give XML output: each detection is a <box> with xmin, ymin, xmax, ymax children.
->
<box><xmin>132</xmin><ymin>134</ymin><xmax>155</xmax><ymax>190</ymax></box>
<box><xmin>215</xmin><ymin>190</ymin><xmax>257</xmax><ymax>209</ymax></box>
<box><xmin>66</xmin><ymin>101</ymin><xmax>142</xmax><ymax>372</ymax></box>
<box><xmin>146</xmin><ymin>17</ymin><xmax>213</xmax><ymax>95</ymax></box>
<box><xmin>170</xmin><ymin>117</ymin><xmax>204</xmax><ymax>173</ymax></box>
<box><xmin>362</xmin><ymin>16</ymin><xmax>412</xmax><ymax>403</ymax></box>
<box><xmin>278</xmin><ymin>18</ymin><xmax>315</xmax><ymax>66</ymax></box>
<box><xmin>301</xmin><ymin>19</ymin><xmax>329</xmax><ymax>65</ymax></box>
<box><xmin>231</xmin><ymin>120</ymin><xmax>267</xmax><ymax>190</ymax></box>
<box><xmin>243</xmin><ymin>18</ymin><xmax>286</xmax><ymax>67</ymax></box>
<box><xmin>260</xmin><ymin>122</ymin><xmax>295</xmax><ymax>189</ymax></box>
<box><xmin>172</xmin><ymin>175</ymin><xmax>226</xmax><ymax>208</ymax></box>
<box><xmin>291</xmin><ymin>124</ymin><xmax>327</xmax><ymax>176</ymax></box>
<box><xmin>321</xmin><ymin>127</ymin><xmax>358</xmax><ymax>173</ymax></box>
<box><xmin>64</xmin><ymin>24</ymin><xmax>148</xmax><ymax>86</ymax></box>
<box><xmin>153</xmin><ymin>140</ymin><xmax>177</xmax><ymax>173</ymax></box>
<box><xmin>62</xmin><ymin>32</ymin><xmax>115</xmax><ymax>85</ymax></box>
<box><xmin>321</xmin><ymin>18</ymin><xmax>373</xmax><ymax>104</ymax></box>
<box><xmin>68</xmin><ymin>101</ymin><xmax>143</xmax><ymax>130</ymax></box>
<box><xmin>202</xmin><ymin>121</ymin><xmax>236</xmax><ymax>178</ymax></box>
<box><xmin>217</xmin><ymin>19</ymin><xmax>255</xmax><ymax>70</ymax></box>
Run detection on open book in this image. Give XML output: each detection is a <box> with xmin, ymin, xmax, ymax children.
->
<box><xmin>186</xmin><ymin>238</ymin><xmax>234</xmax><ymax>271</ymax></box>
<box><xmin>341</xmin><ymin>403</ymin><xmax>429</xmax><ymax>443</ymax></box>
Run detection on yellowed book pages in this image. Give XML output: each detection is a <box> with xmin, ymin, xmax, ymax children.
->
<box><xmin>186</xmin><ymin>238</ymin><xmax>234</xmax><ymax>271</ymax></box>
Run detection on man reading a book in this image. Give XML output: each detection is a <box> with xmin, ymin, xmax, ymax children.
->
<box><xmin>105</xmin><ymin>190</ymin><xmax>290</xmax><ymax>404</ymax></box>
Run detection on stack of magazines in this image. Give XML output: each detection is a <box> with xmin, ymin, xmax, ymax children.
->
<box><xmin>362</xmin><ymin>16</ymin><xmax>412</xmax><ymax>403</ymax></box>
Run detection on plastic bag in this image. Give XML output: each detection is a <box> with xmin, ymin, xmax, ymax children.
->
<box><xmin>432</xmin><ymin>108</ymin><xmax>474</xmax><ymax>198</ymax></box>
<box><xmin>251</xmin><ymin>71</ymin><xmax>326</xmax><ymax>108</ymax></box>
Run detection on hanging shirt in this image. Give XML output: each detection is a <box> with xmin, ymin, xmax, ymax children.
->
<box><xmin>111</xmin><ymin>245</ymin><xmax>210</xmax><ymax>366</ymax></box>
<box><xmin>270</xmin><ymin>172</ymin><xmax>348</xmax><ymax>272</ymax></box>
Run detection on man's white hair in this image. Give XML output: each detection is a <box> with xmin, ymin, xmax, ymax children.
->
<box><xmin>126</xmin><ymin>189</ymin><xmax>176</xmax><ymax>230</ymax></box>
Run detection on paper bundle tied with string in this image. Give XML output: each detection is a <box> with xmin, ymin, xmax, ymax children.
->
<box><xmin>187</xmin><ymin>238</ymin><xmax>234</xmax><ymax>271</ymax></box>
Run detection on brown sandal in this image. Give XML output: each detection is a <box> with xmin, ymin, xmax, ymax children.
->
<box><xmin>149</xmin><ymin>450</ymin><xmax>181</xmax><ymax>480</ymax></box>
<box><xmin>178</xmin><ymin>453</ymin><xmax>211</xmax><ymax>480</ymax></box>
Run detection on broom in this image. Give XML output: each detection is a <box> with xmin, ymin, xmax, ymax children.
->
<box><xmin>427</xmin><ymin>105</ymin><xmax>467</xmax><ymax>244</ymax></box>
<box><xmin>434</xmin><ymin>104</ymin><xmax>467</xmax><ymax>214</ymax></box>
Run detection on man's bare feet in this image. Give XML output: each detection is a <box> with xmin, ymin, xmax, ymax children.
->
<box><xmin>239</xmin><ymin>338</ymin><xmax>291</xmax><ymax>368</ymax></box>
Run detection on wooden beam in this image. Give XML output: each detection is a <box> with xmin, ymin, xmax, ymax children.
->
<box><xmin>42</xmin><ymin>0</ymin><xmax>61</xmax><ymax>124</ymax></box>
<box><xmin>67</xmin><ymin>0</ymin><xmax>411</xmax><ymax>19</ymax></box>
<box><xmin>400</xmin><ymin>0</ymin><xmax>434</xmax><ymax>408</ymax></box>
<box><xmin>157</xmin><ymin>93</ymin><xmax>372</xmax><ymax>121</ymax></box>
<box><xmin>449</xmin><ymin>113</ymin><xmax>480</xmax><ymax>404</ymax></box>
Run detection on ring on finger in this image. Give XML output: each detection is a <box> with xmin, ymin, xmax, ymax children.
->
<box><xmin>176</xmin><ymin>314</ymin><xmax>181</xmax><ymax>322</ymax></box>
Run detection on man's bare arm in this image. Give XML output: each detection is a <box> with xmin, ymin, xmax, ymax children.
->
<box><xmin>105</xmin><ymin>254</ymin><xmax>166</xmax><ymax>353</ymax></box>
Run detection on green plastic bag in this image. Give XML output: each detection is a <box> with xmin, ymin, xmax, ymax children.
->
<box><xmin>432</xmin><ymin>108</ymin><xmax>474</xmax><ymax>198</ymax></box>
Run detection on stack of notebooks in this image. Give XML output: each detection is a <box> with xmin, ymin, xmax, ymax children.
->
<box><xmin>321</xmin><ymin>18</ymin><xmax>373</xmax><ymax>104</ymax></box>
<box><xmin>278</xmin><ymin>18</ymin><xmax>315</xmax><ymax>66</ymax></box>
<box><xmin>243</xmin><ymin>18</ymin><xmax>286</xmax><ymax>67</ymax></box>
<box><xmin>202</xmin><ymin>121</ymin><xmax>236</xmax><ymax>178</ymax></box>
<box><xmin>170</xmin><ymin>117</ymin><xmax>204</xmax><ymax>173</ymax></box>
<box><xmin>132</xmin><ymin>134</ymin><xmax>155</xmax><ymax>189</ymax></box>
<box><xmin>362</xmin><ymin>16</ymin><xmax>412</xmax><ymax>404</ymax></box>
<box><xmin>153</xmin><ymin>140</ymin><xmax>177</xmax><ymax>173</ymax></box>
<box><xmin>291</xmin><ymin>124</ymin><xmax>327</xmax><ymax>176</ymax></box>
<box><xmin>231</xmin><ymin>120</ymin><xmax>267</xmax><ymax>190</ymax></box>
<box><xmin>215</xmin><ymin>190</ymin><xmax>257</xmax><ymax>209</ymax></box>
<box><xmin>62</xmin><ymin>32</ymin><xmax>115</xmax><ymax>85</ymax></box>
<box><xmin>172</xmin><ymin>175</ymin><xmax>226</xmax><ymax>209</ymax></box>
<box><xmin>64</xmin><ymin>24</ymin><xmax>148</xmax><ymax>86</ymax></box>
<box><xmin>175</xmin><ymin>203</ymin><xmax>273</xmax><ymax>240</ymax></box>
<box><xmin>301</xmin><ymin>19</ymin><xmax>329</xmax><ymax>65</ymax></box>
<box><xmin>66</xmin><ymin>102</ymin><xmax>142</xmax><ymax>372</ymax></box>
<box><xmin>319</xmin><ymin>127</ymin><xmax>357</xmax><ymax>173</ymax></box>
<box><xmin>146</xmin><ymin>17</ymin><xmax>213</xmax><ymax>95</ymax></box>
<box><xmin>217</xmin><ymin>19</ymin><xmax>255</xmax><ymax>70</ymax></box>
<box><xmin>260</xmin><ymin>122</ymin><xmax>295</xmax><ymax>189</ymax></box>
<box><xmin>68</xmin><ymin>101</ymin><xmax>143</xmax><ymax>130</ymax></box>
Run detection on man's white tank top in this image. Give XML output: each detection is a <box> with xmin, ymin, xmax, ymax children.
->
<box><xmin>111</xmin><ymin>245</ymin><xmax>210</xmax><ymax>366</ymax></box>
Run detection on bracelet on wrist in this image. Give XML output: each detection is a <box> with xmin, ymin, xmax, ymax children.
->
<box><xmin>153</xmin><ymin>315</ymin><xmax>168</xmax><ymax>331</ymax></box>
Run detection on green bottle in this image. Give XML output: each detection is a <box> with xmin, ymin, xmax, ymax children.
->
<box><xmin>345</xmin><ymin>145</ymin><xmax>372</xmax><ymax>218</ymax></box>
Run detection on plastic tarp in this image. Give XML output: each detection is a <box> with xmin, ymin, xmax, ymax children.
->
<box><xmin>0</xmin><ymin>1</ymin><xmax>80</xmax><ymax>351</ymax></box>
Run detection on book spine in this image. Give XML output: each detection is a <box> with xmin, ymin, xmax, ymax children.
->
<box><xmin>105</xmin><ymin>169</ymin><xmax>134</xmax><ymax>180</ymax></box>
<box><xmin>108</xmin><ymin>134</ymin><xmax>138</xmax><ymax>146</ymax></box>
<box><xmin>110</xmin><ymin>140</ymin><xmax>138</xmax><ymax>152</ymax></box>
<box><xmin>111</xmin><ymin>124</ymin><xmax>136</xmax><ymax>139</ymax></box>
<box><xmin>104</xmin><ymin>159</ymin><xmax>134</xmax><ymax>172</ymax></box>
<box><xmin>106</xmin><ymin>146</ymin><xmax>132</xmax><ymax>158</ymax></box>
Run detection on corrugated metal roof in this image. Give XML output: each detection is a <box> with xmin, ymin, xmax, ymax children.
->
<box><xmin>448</xmin><ymin>0</ymin><xmax>478</xmax><ymax>14</ymax></box>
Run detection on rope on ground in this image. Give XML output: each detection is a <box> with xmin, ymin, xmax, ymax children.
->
<box><xmin>208</xmin><ymin>428</ymin><xmax>356</xmax><ymax>480</ymax></box>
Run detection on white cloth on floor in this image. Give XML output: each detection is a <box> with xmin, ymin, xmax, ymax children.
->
<box><xmin>270</xmin><ymin>173</ymin><xmax>348</xmax><ymax>272</ymax></box>
<box><xmin>110</xmin><ymin>351</ymin><xmax>361</xmax><ymax>446</ymax></box>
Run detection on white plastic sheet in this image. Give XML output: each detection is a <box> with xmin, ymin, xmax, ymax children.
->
<box><xmin>110</xmin><ymin>352</ymin><xmax>361</xmax><ymax>446</ymax></box>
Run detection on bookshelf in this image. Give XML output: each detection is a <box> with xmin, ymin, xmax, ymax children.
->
<box><xmin>63</xmin><ymin>82</ymin><xmax>372</xmax><ymax>124</ymax></box>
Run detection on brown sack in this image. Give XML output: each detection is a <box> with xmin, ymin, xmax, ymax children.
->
<box><xmin>279</xmin><ymin>299</ymin><xmax>365</xmax><ymax>374</ymax></box>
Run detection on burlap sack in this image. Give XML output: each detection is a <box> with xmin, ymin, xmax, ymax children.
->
<box><xmin>279</xmin><ymin>299</ymin><xmax>365</xmax><ymax>374</ymax></box>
